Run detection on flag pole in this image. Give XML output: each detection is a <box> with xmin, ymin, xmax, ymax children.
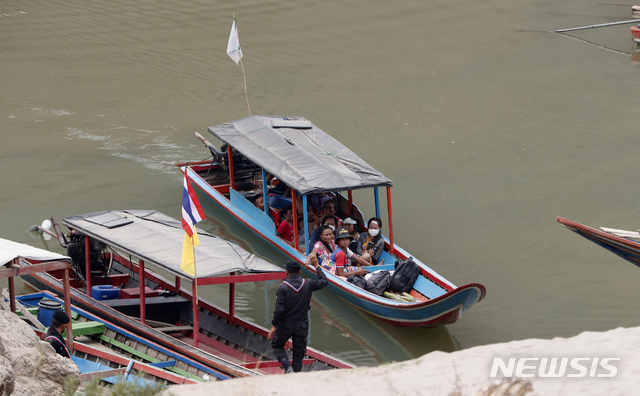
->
<box><xmin>233</xmin><ymin>11</ymin><xmax>251</xmax><ymax>116</ymax></box>
<box><xmin>191</xmin><ymin>234</ymin><xmax>200</xmax><ymax>348</ymax></box>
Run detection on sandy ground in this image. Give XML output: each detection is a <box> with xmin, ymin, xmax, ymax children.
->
<box><xmin>161</xmin><ymin>326</ymin><xmax>640</xmax><ymax>396</ymax></box>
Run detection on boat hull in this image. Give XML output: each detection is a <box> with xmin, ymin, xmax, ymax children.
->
<box><xmin>557</xmin><ymin>216</ymin><xmax>640</xmax><ymax>267</ymax></box>
<box><xmin>186</xmin><ymin>166</ymin><xmax>486</xmax><ymax>327</ymax></box>
<box><xmin>632</xmin><ymin>26</ymin><xmax>640</xmax><ymax>44</ymax></box>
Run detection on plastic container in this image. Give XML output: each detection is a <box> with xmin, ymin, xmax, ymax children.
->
<box><xmin>91</xmin><ymin>285</ymin><xmax>121</xmax><ymax>301</ymax></box>
<box><xmin>37</xmin><ymin>299</ymin><xmax>62</xmax><ymax>328</ymax></box>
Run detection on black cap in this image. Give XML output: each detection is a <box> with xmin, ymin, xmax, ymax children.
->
<box><xmin>53</xmin><ymin>310</ymin><xmax>70</xmax><ymax>324</ymax></box>
<box><xmin>286</xmin><ymin>260</ymin><xmax>302</xmax><ymax>271</ymax></box>
<box><xmin>335</xmin><ymin>227</ymin><xmax>353</xmax><ymax>240</ymax></box>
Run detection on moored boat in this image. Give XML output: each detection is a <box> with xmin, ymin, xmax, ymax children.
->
<box><xmin>558</xmin><ymin>216</ymin><xmax>640</xmax><ymax>267</ymax></box>
<box><xmin>20</xmin><ymin>210</ymin><xmax>354</xmax><ymax>375</ymax></box>
<box><xmin>632</xmin><ymin>25</ymin><xmax>640</xmax><ymax>44</ymax></box>
<box><xmin>14</xmin><ymin>291</ymin><xmax>207</xmax><ymax>386</ymax></box>
<box><xmin>181</xmin><ymin>115</ymin><xmax>486</xmax><ymax>327</ymax></box>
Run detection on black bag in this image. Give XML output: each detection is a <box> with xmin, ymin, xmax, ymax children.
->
<box><xmin>388</xmin><ymin>257</ymin><xmax>421</xmax><ymax>293</ymax></box>
<box><xmin>346</xmin><ymin>274</ymin><xmax>366</xmax><ymax>289</ymax></box>
<box><xmin>365</xmin><ymin>270</ymin><xmax>391</xmax><ymax>295</ymax></box>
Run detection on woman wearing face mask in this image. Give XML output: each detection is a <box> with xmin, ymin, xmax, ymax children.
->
<box><xmin>355</xmin><ymin>217</ymin><xmax>386</xmax><ymax>265</ymax></box>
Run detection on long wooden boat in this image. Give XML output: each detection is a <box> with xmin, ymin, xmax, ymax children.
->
<box><xmin>20</xmin><ymin>210</ymin><xmax>354</xmax><ymax>376</ymax></box>
<box><xmin>558</xmin><ymin>216</ymin><xmax>640</xmax><ymax>267</ymax></box>
<box><xmin>180</xmin><ymin>115</ymin><xmax>486</xmax><ymax>327</ymax></box>
<box><xmin>0</xmin><ymin>238</ymin><xmax>202</xmax><ymax>387</ymax></box>
<box><xmin>14</xmin><ymin>291</ymin><xmax>204</xmax><ymax>386</ymax></box>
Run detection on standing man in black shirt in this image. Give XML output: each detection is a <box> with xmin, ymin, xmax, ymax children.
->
<box><xmin>268</xmin><ymin>252</ymin><xmax>328</xmax><ymax>373</ymax></box>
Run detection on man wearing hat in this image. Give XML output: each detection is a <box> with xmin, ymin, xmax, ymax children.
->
<box><xmin>46</xmin><ymin>310</ymin><xmax>71</xmax><ymax>358</ymax></box>
<box><xmin>268</xmin><ymin>252</ymin><xmax>328</xmax><ymax>373</ymax></box>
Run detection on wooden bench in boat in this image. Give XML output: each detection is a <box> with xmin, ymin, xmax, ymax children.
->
<box><xmin>101</xmin><ymin>295</ymin><xmax>190</xmax><ymax>325</ymax></box>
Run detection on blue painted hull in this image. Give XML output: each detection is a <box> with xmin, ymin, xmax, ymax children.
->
<box><xmin>558</xmin><ymin>217</ymin><xmax>640</xmax><ymax>267</ymax></box>
<box><xmin>186</xmin><ymin>166</ymin><xmax>486</xmax><ymax>327</ymax></box>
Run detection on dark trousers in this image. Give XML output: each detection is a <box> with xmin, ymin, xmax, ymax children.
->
<box><xmin>270</xmin><ymin>322</ymin><xmax>309</xmax><ymax>372</ymax></box>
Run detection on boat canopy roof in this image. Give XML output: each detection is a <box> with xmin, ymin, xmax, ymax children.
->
<box><xmin>62</xmin><ymin>210</ymin><xmax>284</xmax><ymax>280</ymax></box>
<box><xmin>207</xmin><ymin>116</ymin><xmax>394</xmax><ymax>195</ymax></box>
<box><xmin>0</xmin><ymin>238</ymin><xmax>71</xmax><ymax>267</ymax></box>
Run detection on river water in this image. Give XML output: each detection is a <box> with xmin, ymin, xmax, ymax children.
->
<box><xmin>2</xmin><ymin>0</ymin><xmax>640</xmax><ymax>367</ymax></box>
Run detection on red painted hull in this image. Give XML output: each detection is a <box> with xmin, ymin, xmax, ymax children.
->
<box><xmin>631</xmin><ymin>26</ymin><xmax>640</xmax><ymax>43</ymax></box>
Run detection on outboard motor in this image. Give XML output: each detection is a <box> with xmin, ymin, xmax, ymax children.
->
<box><xmin>66</xmin><ymin>233</ymin><xmax>107</xmax><ymax>279</ymax></box>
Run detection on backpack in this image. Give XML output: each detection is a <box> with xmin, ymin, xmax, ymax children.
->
<box><xmin>388</xmin><ymin>257</ymin><xmax>421</xmax><ymax>293</ymax></box>
<box><xmin>365</xmin><ymin>270</ymin><xmax>392</xmax><ymax>296</ymax></box>
<box><xmin>346</xmin><ymin>274</ymin><xmax>366</xmax><ymax>289</ymax></box>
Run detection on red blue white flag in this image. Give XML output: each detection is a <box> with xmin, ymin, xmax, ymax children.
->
<box><xmin>181</xmin><ymin>168</ymin><xmax>205</xmax><ymax>276</ymax></box>
<box><xmin>181</xmin><ymin>169</ymin><xmax>204</xmax><ymax>237</ymax></box>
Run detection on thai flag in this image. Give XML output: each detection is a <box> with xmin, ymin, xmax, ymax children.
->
<box><xmin>181</xmin><ymin>169</ymin><xmax>204</xmax><ymax>237</ymax></box>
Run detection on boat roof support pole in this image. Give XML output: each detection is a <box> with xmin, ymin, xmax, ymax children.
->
<box><xmin>191</xmin><ymin>279</ymin><xmax>199</xmax><ymax>347</ymax></box>
<box><xmin>138</xmin><ymin>260</ymin><xmax>146</xmax><ymax>325</ymax></box>
<box><xmin>262</xmin><ymin>169</ymin><xmax>269</xmax><ymax>215</ymax></box>
<box><xmin>8</xmin><ymin>259</ymin><xmax>16</xmax><ymax>313</ymax></box>
<box><xmin>348</xmin><ymin>190</ymin><xmax>353</xmax><ymax>215</ymax></box>
<box><xmin>386</xmin><ymin>187</ymin><xmax>395</xmax><ymax>256</ymax></box>
<box><xmin>229</xmin><ymin>272</ymin><xmax>235</xmax><ymax>326</ymax></box>
<box><xmin>228</xmin><ymin>146</ymin><xmax>235</xmax><ymax>190</ymax></box>
<box><xmin>63</xmin><ymin>267</ymin><xmax>73</xmax><ymax>353</ymax></box>
<box><xmin>85</xmin><ymin>235</ymin><xmax>92</xmax><ymax>296</ymax></box>
<box><xmin>374</xmin><ymin>187</ymin><xmax>381</xmax><ymax>219</ymax></box>
<box><xmin>292</xmin><ymin>188</ymin><xmax>299</xmax><ymax>250</ymax></box>
<box><xmin>174</xmin><ymin>276</ymin><xmax>181</xmax><ymax>293</ymax></box>
<box><xmin>303</xmin><ymin>195</ymin><xmax>309</xmax><ymax>255</ymax></box>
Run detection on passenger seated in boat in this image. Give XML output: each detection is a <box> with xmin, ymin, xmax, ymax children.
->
<box><xmin>355</xmin><ymin>217</ymin><xmax>386</xmax><ymax>265</ymax></box>
<box><xmin>332</xmin><ymin>228</ymin><xmax>371</xmax><ymax>278</ymax></box>
<box><xmin>308</xmin><ymin>215</ymin><xmax>337</xmax><ymax>252</ymax></box>
<box><xmin>309</xmin><ymin>192</ymin><xmax>332</xmax><ymax>213</ymax></box>
<box><xmin>312</xmin><ymin>225</ymin><xmax>336</xmax><ymax>258</ymax></box>
<box><xmin>253</xmin><ymin>194</ymin><xmax>265</xmax><ymax>211</ymax></box>
<box><xmin>276</xmin><ymin>205</ymin><xmax>296</xmax><ymax>247</ymax></box>
<box><xmin>343</xmin><ymin>216</ymin><xmax>360</xmax><ymax>252</ymax></box>
<box><xmin>322</xmin><ymin>200</ymin><xmax>343</xmax><ymax>225</ymax></box>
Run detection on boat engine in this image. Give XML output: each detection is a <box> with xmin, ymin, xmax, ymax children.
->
<box><xmin>66</xmin><ymin>233</ymin><xmax>107</xmax><ymax>280</ymax></box>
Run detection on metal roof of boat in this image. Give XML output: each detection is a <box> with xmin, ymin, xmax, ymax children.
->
<box><xmin>207</xmin><ymin>116</ymin><xmax>394</xmax><ymax>195</ymax></box>
<box><xmin>62</xmin><ymin>210</ymin><xmax>284</xmax><ymax>280</ymax></box>
<box><xmin>0</xmin><ymin>238</ymin><xmax>70</xmax><ymax>267</ymax></box>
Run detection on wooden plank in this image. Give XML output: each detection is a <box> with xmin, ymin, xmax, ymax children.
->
<box><xmin>78</xmin><ymin>368</ymin><xmax>126</xmax><ymax>382</ymax></box>
<box><xmin>65</xmin><ymin>321</ymin><xmax>106</xmax><ymax>337</ymax></box>
<box><xmin>154</xmin><ymin>326</ymin><xmax>193</xmax><ymax>333</ymax></box>
<box><xmin>0</xmin><ymin>261</ymin><xmax>70</xmax><ymax>278</ymax></box>
<box><xmin>97</xmin><ymin>335</ymin><xmax>203</xmax><ymax>381</ymax></box>
<box><xmin>2</xmin><ymin>288</ymin><xmax>45</xmax><ymax>330</ymax></box>
<box><xmin>197</xmin><ymin>272</ymin><xmax>286</xmax><ymax>286</ymax></box>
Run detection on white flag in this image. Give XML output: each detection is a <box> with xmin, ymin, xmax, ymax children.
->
<box><xmin>227</xmin><ymin>19</ymin><xmax>243</xmax><ymax>65</ymax></box>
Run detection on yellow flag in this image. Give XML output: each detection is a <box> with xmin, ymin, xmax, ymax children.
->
<box><xmin>180</xmin><ymin>228</ymin><xmax>200</xmax><ymax>276</ymax></box>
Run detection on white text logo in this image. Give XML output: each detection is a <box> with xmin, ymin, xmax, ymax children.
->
<box><xmin>489</xmin><ymin>358</ymin><xmax>620</xmax><ymax>378</ymax></box>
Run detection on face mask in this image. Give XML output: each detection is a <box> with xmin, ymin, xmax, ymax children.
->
<box><xmin>369</xmin><ymin>229</ymin><xmax>379</xmax><ymax>237</ymax></box>
<box><xmin>328</xmin><ymin>225</ymin><xmax>335</xmax><ymax>231</ymax></box>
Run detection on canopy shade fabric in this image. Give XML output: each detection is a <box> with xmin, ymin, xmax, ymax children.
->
<box><xmin>207</xmin><ymin>116</ymin><xmax>394</xmax><ymax>195</ymax></box>
<box><xmin>63</xmin><ymin>210</ymin><xmax>284</xmax><ymax>280</ymax></box>
<box><xmin>0</xmin><ymin>238</ymin><xmax>70</xmax><ymax>266</ymax></box>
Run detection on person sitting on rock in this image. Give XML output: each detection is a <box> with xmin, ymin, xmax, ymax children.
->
<box><xmin>46</xmin><ymin>311</ymin><xmax>71</xmax><ymax>358</ymax></box>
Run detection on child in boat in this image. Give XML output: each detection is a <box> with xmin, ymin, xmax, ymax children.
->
<box><xmin>331</xmin><ymin>228</ymin><xmax>370</xmax><ymax>277</ymax></box>
<box><xmin>343</xmin><ymin>216</ymin><xmax>360</xmax><ymax>252</ymax></box>
<box><xmin>355</xmin><ymin>217</ymin><xmax>386</xmax><ymax>265</ymax></box>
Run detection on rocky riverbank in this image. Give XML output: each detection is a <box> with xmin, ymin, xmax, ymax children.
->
<box><xmin>0</xmin><ymin>310</ymin><xmax>79</xmax><ymax>395</ymax></box>
<box><xmin>160</xmin><ymin>326</ymin><xmax>640</xmax><ymax>396</ymax></box>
